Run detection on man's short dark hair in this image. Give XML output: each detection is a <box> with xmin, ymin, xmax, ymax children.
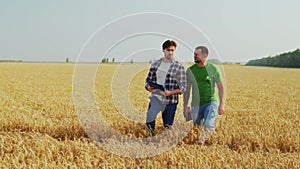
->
<box><xmin>195</xmin><ymin>46</ymin><xmax>209</xmax><ymax>55</ymax></box>
<box><xmin>162</xmin><ymin>40</ymin><xmax>177</xmax><ymax>50</ymax></box>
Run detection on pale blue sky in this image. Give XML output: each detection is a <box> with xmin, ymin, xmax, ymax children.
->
<box><xmin>0</xmin><ymin>0</ymin><xmax>299</xmax><ymax>62</ymax></box>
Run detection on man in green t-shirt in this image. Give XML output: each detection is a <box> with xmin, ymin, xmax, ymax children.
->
<box><xmin>183</xmin><ymin>46</ymin><xmax>225</xmax><ymax>135</ymax></box>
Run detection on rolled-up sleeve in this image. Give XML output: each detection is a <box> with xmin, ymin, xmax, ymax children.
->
<box><xmin>177</xmin><ymin>64</ymin><xmax>187</xmax><ymax>94</ymax></box>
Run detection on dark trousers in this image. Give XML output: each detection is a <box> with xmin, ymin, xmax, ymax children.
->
<box><xmin>146</xmin><ymin>96</ymin><xmax>178</xmax><ymax>131</ymax></box>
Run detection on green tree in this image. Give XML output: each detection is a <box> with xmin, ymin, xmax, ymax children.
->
<box><xmin>246</xmin><ymin>49</ymin><xmax>300</xmax><ymax>68</ymax></box>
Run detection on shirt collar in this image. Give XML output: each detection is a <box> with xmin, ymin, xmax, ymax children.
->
<box><xmin>159</xmin><ymin>57</ymin><xmax>175</xmax><ymax>64</ymax></box>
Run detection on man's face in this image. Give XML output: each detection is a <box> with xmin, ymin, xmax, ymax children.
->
<box><xmin>163</xmin><ymin>46</ymin><xmax>176</xmax><ymax>60</ymax></box>
<box><xmin>194</xmin><ymin>49</ymin><xmax>207</xmax><ymax>63</ymax></box>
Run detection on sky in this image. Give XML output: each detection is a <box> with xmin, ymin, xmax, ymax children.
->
<box><xmin>0</xmin><ymin>0</ymin><xmax>299</xmax><ymax>63</ymax></box>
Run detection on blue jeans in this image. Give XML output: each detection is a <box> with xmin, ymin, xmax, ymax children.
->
<box><xmin>191</xmin><ymin>103</ymin><xmax>218</xmax><ymax>132</ymax></box>
<box><xmin>146</xmin><ymin>96</ymin><xmax>178</xmax><ymax>131</ymax></box>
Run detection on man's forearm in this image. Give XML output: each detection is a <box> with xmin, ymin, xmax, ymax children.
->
<box><xmin>183</xmin><ymin>83</ymin><xmax>191</xmax><ymax>106</ymax></box>
<box><xmin>183</xmin><ymin>91</ymin><xmax>190</xmax><ymax>106</ymax></box>
<box><xmin>168</xmin><ymin>89</ymin><xmax>181</xmax><ymax>96</ymax></box>
<box><xmin>217</xmin><ymin>82</ymin><xmax>225</xmax><ymax>108</ymax></box>
<box><xmin>219</xmin><ymin>91</ymin><xmax>224</xmax><ymax>107</ymax></box>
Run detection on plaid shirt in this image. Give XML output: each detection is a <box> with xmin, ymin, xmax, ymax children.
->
<box><xmin>145</xmin><ymin>58</ymin><xmax>187</xmax><ymax>104</ymax></box>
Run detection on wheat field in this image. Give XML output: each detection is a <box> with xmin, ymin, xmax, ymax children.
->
<box><xmin>0</xmin><ymin>63</ymin><xmax>299</xmax><ymax>168</ymax></box>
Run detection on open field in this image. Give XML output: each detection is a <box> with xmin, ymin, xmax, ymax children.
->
<box><xmin>0</xmin><ymin>63</ymin><xmax>299</xmax><ymax>168</ymax></box>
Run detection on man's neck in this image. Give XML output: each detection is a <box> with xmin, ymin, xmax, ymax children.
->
<box><xmin>163</xmin><ymin>57</ymin><xmax>172</xmax><ymax>63</ymax></box>
<box><xmin>197</xmin><ymin>61</ymin><xmax>207</xmax><ymax>67</ymax></box>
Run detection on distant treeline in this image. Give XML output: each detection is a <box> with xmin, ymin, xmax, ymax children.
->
<box><xmin>246</xmin><ymin>49</ymin><xmax>300</xmax><ymax>68</ymax></box>
<box><xmin>0</xmin><ymin>60</ymin><xmax>23</xmax><ymax>62</ymax></box>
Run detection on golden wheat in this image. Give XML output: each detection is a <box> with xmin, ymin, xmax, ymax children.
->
<box><xmin>0</xmin><ymin>63</ymin><xmax>299</xmax><ymax>168</ymax></box>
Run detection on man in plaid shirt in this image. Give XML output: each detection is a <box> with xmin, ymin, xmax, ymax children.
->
<box><xmin>145</xmin><ymin>40</ymin><xmax>187</xmax><ymax>134</ymax></box>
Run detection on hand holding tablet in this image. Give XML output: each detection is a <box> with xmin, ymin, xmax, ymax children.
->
<box><xmin>147</xmin><ymin>82</ymin><xmax>165</xmax><ymax>91</ymax></box>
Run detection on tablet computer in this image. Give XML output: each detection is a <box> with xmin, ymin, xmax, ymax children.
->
<box><xmin>148</xmin><ymin>82</ymin><xmax>165</xmax><ymax>91</ymax></box>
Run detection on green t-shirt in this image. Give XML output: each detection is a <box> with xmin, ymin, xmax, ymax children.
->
<box><xmin>187</xmin><ymin>62</ymin><xmax>223</xmax><ymax>106</ymax></box>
